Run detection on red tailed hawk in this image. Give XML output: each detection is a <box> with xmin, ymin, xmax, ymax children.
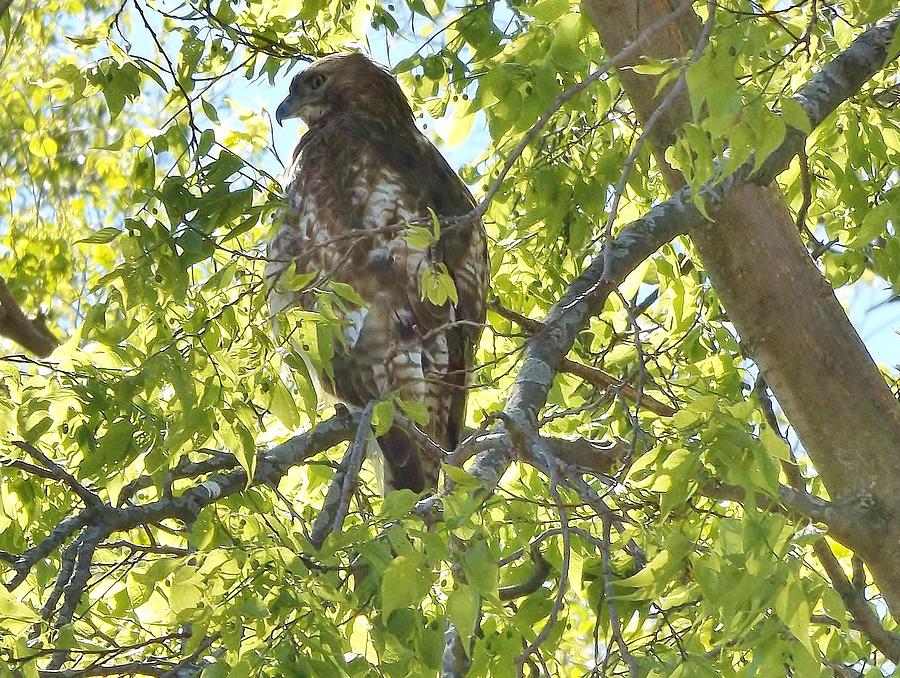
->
<box><xmin>267</xmin><ymin>53</ymin><xmax>488</xmax><ymax>493</ymax></box>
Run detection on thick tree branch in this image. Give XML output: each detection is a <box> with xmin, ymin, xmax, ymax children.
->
<box><xmin>583</xmin><ymin>0</ymin><xmax>900</xmax><ymax>612</ymax></box>
<box><xmin>812</xmin><ymin>541</ymin><xmax>900</xmax><ymax>663</ymax></box>
<box><xmin>5</xmin><ymin>410</ymin><xmax>360</xmax><ymax>594</ymax></box>
<box><xmin>0</xmin><ymin>277</ymin><xmax>58</xmax><ymax>357</ymax></box>
<box><xmin>12</xmin><ymin>441</ymin><xmax>103</xmax><ymax>508</ymax></box>
<box><xmin>463</xmin><ymin>6</ymin><xmax>900</xmax><ymax>496</ymax></box>
<box><xmin>697</xmin><ymin>479</ymin><xmax>869</xmax><ymax>544</ymax></box>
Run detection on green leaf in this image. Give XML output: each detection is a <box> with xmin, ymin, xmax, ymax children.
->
<box><xmin>523</xmin><ymin>0</ymin><xmax>570</xmax><ymax>22</ymax></box>
<box><xmin>82</xmin><ymin>419</ymin><xmax>134</xmax><ymax>478</ymax></box>
<box><xmin>372</xmin><ymin>399</ymin><xmax>395</xmax><ymax>436</ymax></box>
<box><xmin>780</xmin><ymin>98</ymin><xmax>811</xmax><ymax>134</ymax></box>
<box><xmin>378</xmin><ymin>489</ymin><xmax>419</xmax><ymax>519</ymax></box>
<box><xmin>28</xmin><ymin>134</ymin><xmax>58</xmax><ymax>158</ymax></box>
<box><xmin>397</xmin><ymin>398</ymin><xmax>429</xmax><ymax>427</ymax></box>
<box><xmin>746</xmin><ymin>104</ymin><xmax>786</xmax><ymax>173</ymax></box>
<box><xmin>268</xmin><ymin>377</ymin><xmax>301</xmax><ymax>428</ymax></box>
<box><xmin>853</xmin><ymin>202</ymin><xmax>890</xmax><ymax>246</ymax></box>
<box><xmin>549</xmin><ymin>15</ymin><xmax>586</xmax><ymax>70</ymax></box>
<box><xmin>403</xmin><ymin>224</ymin><xmax>436</xmax><ymax>249</ymax></box>
<box><xmin>775</xmin><ymin>579</ymin><xmax>815</xmax><ymax>659</ymax></box>
<box><xmin>381</xmin><ymin>552</ymin><xmax>432</xmax><ymax>618</ymax></box>
<box><xmin>201</xmin><ymin>98</ymin><xmax>219</xmax><ymax>123</ymax></box>
<box><xmin>463</xmin><ymin>540</ymin><xmax>498</xmax><ymax>597</ymax></box>
<box><xmin>330</xmin><ymin>281</ymin><xmax>365</xmax><ymax>306</ymax></box>
<box><xmin>446</xmin><ymin>583</ymin><xmax>479</xmax><ymax>644</ymax></box>
<box><xmin>443</xmin><ymin>464</ymin><xmax>482</xmax><ymax>488</ymax></box>
<box><xmin>0</xmin><ymin>588</ymin><xmax>40</xmax><ymax>633</ymax></box>
<box><xmin>76</xmin><ymin>227</ymin><xmax>123</xmax><ymax>244</ymax></box>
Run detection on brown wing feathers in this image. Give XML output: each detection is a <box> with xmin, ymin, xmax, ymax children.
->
<box><xmin>268</xmin><ymin>53</ymin><xmax>488</xmax><ymax>493</ymax></box>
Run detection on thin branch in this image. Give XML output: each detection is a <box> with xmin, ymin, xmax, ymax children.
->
<box><xmin>99</xmin><ymin>541</ymin><xmax>191</xmax><ymax>557</ymax></box>
<box><xmin>813</xmin><ymin>540</ymin><xmax>900</xmax><ymax>662</ymax></box>
<box><xmin>40</xmin><ymin>662</ymin><xmax>169</xmax><ymax>677</ymax></box>
<box><xmin>13</xmin><ymin>441</ymin><xmax>103</xmax><ymax>508</ymax></box>
<box><xmin>515</xmin><ymin>474</ymin><xmax>570</xmax><ymax>675</ymax></box>
<box><xmin>498</xmin><ymin>543</ymin><xmax>551</xmax><ymax>601</ymax></box>
<box><xmin>601</xmin><ymin>515</ymin><xmax>639</xmax><ymax>677</ymax></box>
<box><xmin>489</xmin><ymin>301</ymin><xmax>676</xmax><ymax>416</ymax></box>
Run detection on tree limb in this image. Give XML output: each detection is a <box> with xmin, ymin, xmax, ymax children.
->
<box><xmin>0</xmin><ymin>277</ymin><xmax>58</xmax><ymax>357</ymax></box>
<box><xmin>812</xmin><ymin>540</ymin><xmax>900</xmax><ymax>663</ymax></box>
<box><xmin>463</xmin><ymin>6</ymin><xmax>900</xmax><ymax>500</ymax></box>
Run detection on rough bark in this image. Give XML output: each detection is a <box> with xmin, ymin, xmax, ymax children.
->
<box><xmin>582</xmin><ymin>0</ymin><xmax>900</xmax><ymax>610</ymax></box>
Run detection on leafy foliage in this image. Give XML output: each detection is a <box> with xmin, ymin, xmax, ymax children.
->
<box><xmin>0</xmin><ymin>0</ymin><xmax>898</xmax><ymax>676</ymax></box>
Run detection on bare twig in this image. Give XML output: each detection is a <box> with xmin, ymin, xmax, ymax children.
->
<box><xmin>794</xmin><ymin>145</ymin><xmax>816</xmax><ymax>244</ymax></box>
<box><xmin>515</xmin><ymin>475</ymin><xmax>570</xmax><ymax>675</ymax></box>
<box><xmin>13</xmin><ymin>441</ymin><xmax>103</xmax><ymax>508</ymax></box>
<box><xmin>498</xmin><ymin>543</ymin><xmax>552</xmax><ymax>601</ymax></box>
<box><xmin>99</xmin><ymin>541</ymin><xmax>191</xmax><ymax>557</ymax></box>
<box><xmin>813</xmin><ymin>540</ymin><xmax>900</xmax><ymax>662</ymax></box>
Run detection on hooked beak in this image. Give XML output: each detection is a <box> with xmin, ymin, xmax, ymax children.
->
<box><xmin>275</xmin><ymin>95</ymin><xmax>298</xmax><ymax>127</ymax></box>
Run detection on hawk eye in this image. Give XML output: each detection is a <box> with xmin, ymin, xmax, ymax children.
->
<box><xmin>308</xmin><ymin>73</ymin><xmax>327</xmax><ymax>90</ymax></box>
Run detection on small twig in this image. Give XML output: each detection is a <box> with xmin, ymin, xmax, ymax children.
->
<box><xmin>515</xmin><ymin>476</ymin><xmax>570</xmax><ymax>676</ymax></box>
<box><xmin>159</xmin><ymin>633</ymin><xmax>220</xmax><ymax>677</ymax></box>
<box><xmin>99</xmin><ymin>541</ymin><xmax>191</xmax><ymax>557</ymax></box>
<box><xmin>794</xmin><ymin>145</ymin><xmax>814</xmax><ymax>239</ymax></box>
<box><xmin>441</xmin><ymin>534</ymin><xmax>475</xmax><ymax>678</ymax></box>
<box><xmin>40</xmin><ymin>662</ymin><xmax>171</xmax><ymax>677</ymax></box>
<box><xmin>813</xmin><ymin>540</ymin><xmax>900</xmax><ymax>662</ymax></box>
<box><xmin>601</xmin><ymin>516</ymin><xmax>639</xmax><ymax>677</ymax></box>
<box><xmin>851</xmin><ymin>555</ymin><xmax>866</xmax><ymax>594</ymax></box>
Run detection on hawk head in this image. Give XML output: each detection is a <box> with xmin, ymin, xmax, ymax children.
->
<box><xmin>275</xmin><ymin>53</ymin><xmax>414</xmax><ymax>129</ymax></box>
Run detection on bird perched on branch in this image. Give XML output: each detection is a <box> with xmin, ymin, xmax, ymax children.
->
<box><xmin>267</xmin><ymin>53</ymin><xmax>488</xmax><ymax>493</ymax></box>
